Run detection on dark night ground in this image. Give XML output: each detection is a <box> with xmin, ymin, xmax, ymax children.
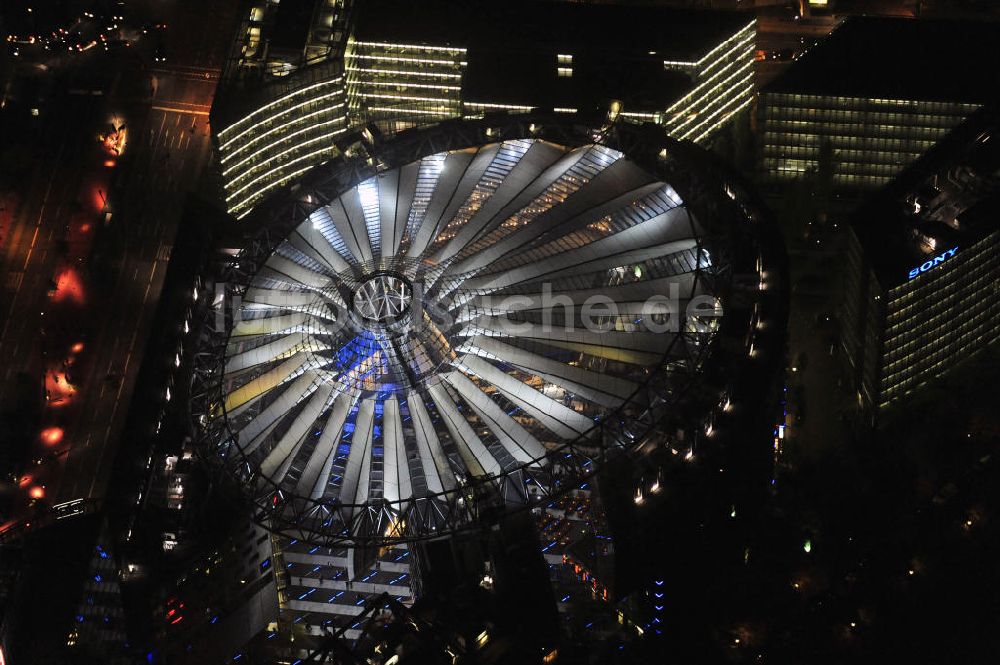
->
<box><xmin>562</xmin><ymin>344</ymin><xmax>1000</xmax><ymax>664</ymax></box>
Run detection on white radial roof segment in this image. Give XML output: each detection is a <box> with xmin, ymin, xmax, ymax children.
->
<box><xmin>211</xmin><ymin>136</ymin><xmax>730</xmax><ymax>543</ymax></box>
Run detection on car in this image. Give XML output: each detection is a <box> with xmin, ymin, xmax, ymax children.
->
<box><xmin>770</xmin><ymin>48</ymin><xmax>802</xmax><ymax>62</ymax></box>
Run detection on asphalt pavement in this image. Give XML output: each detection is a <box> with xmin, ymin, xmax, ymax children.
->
<box><xmin>0</xmin><ymin>0</ymin><xmax>231</xmax><ymax>529</ymax></box>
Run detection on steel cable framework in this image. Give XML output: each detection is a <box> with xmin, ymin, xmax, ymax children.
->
<box><xmin>191</xmin><ymin>117</ymin><xmax>763</xmax><ymax>547</ymax></box>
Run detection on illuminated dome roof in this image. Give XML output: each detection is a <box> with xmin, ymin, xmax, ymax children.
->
<box><xmin>195</xmin><ymin>120</ymin><xmax>752</xmax><ymax>546</ymax></box>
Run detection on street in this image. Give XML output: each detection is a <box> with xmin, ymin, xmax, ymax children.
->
<box><xmin>0</xmin><ymin>0</ymin><xmax>231</xmax><ymax>531</ymax></box>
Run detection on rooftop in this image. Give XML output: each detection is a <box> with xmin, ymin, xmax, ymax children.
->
<box><xmin>353</xmin><ymin>0</ymin><xmax>751</xmax><ymax>110</ymax></box>
<box><xmin>352</xmin><ymin>0</ymin><xmax>749</xmax><ymax>61</ymax></box>
<box><xmin>270</xmin><ymin>0</ymin><xmax>315</xmax><ymax>51</ymax></box>
<box><xmin>764</xmin><ymin>17</ymin><xmax>1000</xmax><ymax>105</ymax></box>
<box><xmin>460</xmin><ymin>45</ymin><xmax>695</xmax><ymax>111</ymax></box>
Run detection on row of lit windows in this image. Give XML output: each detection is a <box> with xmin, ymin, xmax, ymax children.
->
<box><xmin>673</xmin><ymin>73</ymin><xmax>754</xmax><ymax>143</ymax></box>
<box><xmin>346</xmin><ymin>80</ymin><xmax>461</xmax><ymax>93</ymax></box>
<box><xmin>690</xmin><ymin>21</ymin><xmax>756</xmax><ymax>80</ymax></box>
<box><xmin>345</xmin><ymin>52</ymin><xmax>465</xmax><ymax>68</ymax></box>
<box><xmin>222</xmin><ymin>106</ymin><xmax>344</xmax><ymax>174</ymax></box>
<box><xmin>223</xmin><ymin>109</ymin><xmax>347</xmax><ymax>190</ymax></box>
<box><xmin>767</xmin><ymin>170</ymin><xmax>893</xmax><ymax>187</ymax></box>
<box><xmin>223</xmin><ymin>25</ymin><xmax>751</xmax><ymax>217</ymax></box>
<box><xmin>764</xmin><ymin>121</ymin><xmax>951</xmax><ymax>142</ymax></box>
<box><xmin>219</xmin><ymin>91</ymin><xmax>346</xmax><ymax>160</ymax></box>
<box><xmin>764</xmin><ymin>144</ymin><xmax>927</xmax><ymax>166</ymax></box>
<box><xmin>663</xmin><ymin>48</ymin><xmax>755</xmax><ymax>140</ymax></box>
<box><xmin>656</xmin><ymin>22</ymin><xmax>756</xmax><ymax>144</ymax></box>
<box><xmin>763</xmin><ymin>104</ymin><xmax>967</xmax><ymax>120</ymax></box>
<box><xmin>763</xmin><ymin>130</ymin><xmax>945</xmax><ymax>150</ymax></box>
<box><xmin>881</xmin><ymin>326</ymin><xmax>998</xmax><ymax>399</ymax></box>
<box><xmin>877</xmin><ymin>235</ymin><xmax>999</xmax><ymax>404</ymax></box>
<box><xmin>343</xmin><ymin>40</ymin><xmax>469</xmax><ymax>132</ymax></box>
<box><xmin>765</xmin><ymin>139</ymin><xmax>947</xmax><ymax>165</ymax></box>
<box><xmin>224</xmin><ymin>131</ymin><xmax>344</xmax><ymax>203</ymax></box>
<box><xmin>886</xmin><ymin>284</ymin><xmax>996</xmax><ymax>342</ymax></box>
<box><xmin>767</xmin><ymin>157</ymin><xmax>912</xmax><ymax>177</ymax></box>
<box><xmin>883</xmin><ymin>321</ymin><xmax>998</xmax><ymax>384</ymax></box>
<box><xmin>763</xmin><ymin>92</ymin><xmax>979</xmax><ymax>115</ymax></box>
<box><xmin>218</xmin><ymin>77</ymin><xmax>351</xmax><ymax>215</ymax></box>
<box><xmin>886</xmin><ymin>251</ymin><xmax>998</xmax><ymax>327</ymax></box>
<box><xmin>219</xmin><ymin>76</ymin><xmax>345</xmax><ymax>143</ymax></box>
<box><xmin>883</xmin><ymin>298</ymin><xmax>995</xmax><ymax>366</ymax></box>
<box><xmin>763</xmin><ymin>108</ymin><xmax>967</xmax><ymax>130</ymax></box>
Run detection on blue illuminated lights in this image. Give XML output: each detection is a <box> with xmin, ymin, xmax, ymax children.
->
<box><xmin>908</xmin><ymin>246</ymin><xmax>958</xmax><ymax>279</ymax></box>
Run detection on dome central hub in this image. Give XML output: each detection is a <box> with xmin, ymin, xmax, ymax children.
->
<box><xmin>352</xmin><ymin>272</ymin><xmax>413</xmax><ymax>325</ymax></box>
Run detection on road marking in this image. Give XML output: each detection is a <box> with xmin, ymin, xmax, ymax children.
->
<box><xmin>4</xmin><ymin>272</ymin><xmax>23</xmax><ymax>291</ymax></box>
<box><xmin>89</xmin><ymin>258</ymin><xmax>159</xmax><ymax>499</ymax></box>
<box><xmin>151</xmin><ymin>98</ymin><xmax>212</xmax><ymax>109</ymax></box>
<box><xmin>22</xmin><ymin>226</ymin><xmax>40</xmax><ymax>270</ymax></box>
<box><xmin>0</xmin><ymin>148</ymin><xmax>62</xmax><ymax>350</ymax></box>
<box><xmin>151</xmin><ymin>105</ymin><xmax>210</xmax><ymax>116</ymax></box>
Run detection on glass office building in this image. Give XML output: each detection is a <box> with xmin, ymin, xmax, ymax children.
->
<box><xmin>344</xmin><ymin>39</ymin><xmax>466</xmax><ymax>129</ymax></box>
<box><xmin>760</xmin><ymin>17</ymin><xmax>1000</xmax><ymax>189</ymax></box>
<box><xmin>213</xmin><ymin>0</ymin><xmax>757</xmax><ymax>218</ymax></box>
<box><xmin>761</xmin><ymin>94</ymin><xmax>974</xmax><ymax>188</ymax></box>
<box><xmin>216</xmin><ymin>67</ymin><xmax>350</xmax><ymax>217</ymax></box>
<box><xmin>840</xmin><ymin>107</ymin><xmax>1000</xmax><ymax>419</ymax></box>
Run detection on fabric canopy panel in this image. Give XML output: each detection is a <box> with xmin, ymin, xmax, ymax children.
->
<box><xmin>207</xmin><ymin>136</ymin><xmax>725</xmax><ymax>544</ymax></box>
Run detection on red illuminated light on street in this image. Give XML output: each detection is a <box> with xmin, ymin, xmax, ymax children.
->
<box><xmin>51</xmin><ymin>268</ymin><xmax>85</xmax><ymax>304</ymax></box>
<box><xmin>46</xmin><ymin>368</ymin><xmax>77</xmax><ymax>406</ymax></box>
<box><xmin>29</xmin><ymin>486</ymin><xmax>45</xmax><ymax>500</ymax></box>
<box><xmin>40</xmin><ymin>427</ymin><xmax>64</xmax><ymax>445</ymax></box>
<box><xmin>71</xmin><ymin>342</ymin><xmax>85</xmax><ymax>353</ymax></box>
<box><xmin>90</xmin><ymin>188</ymin><xmax>107</xmax><ymax>212</ymax></box>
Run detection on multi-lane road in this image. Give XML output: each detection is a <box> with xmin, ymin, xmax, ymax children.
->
<box><xmin>0</xmin><ymin>0</ymin><xmax>235</xmax><ymax>532</ymax></box>
<box><xmin>55</xmin><ymin>74</ymin><xmax>217</xmax><ymax>505</ymax></box>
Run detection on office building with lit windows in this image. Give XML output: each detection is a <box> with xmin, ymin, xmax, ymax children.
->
<box><xmin>840</xmin><ymin>106</ymin><xmax>1000</xmax><ymax>421</ymax></box>
<box><xmin>760</xmin><ymin>17</ymin><xmax>1000</xmax><ymax>189</ymax></box>
<box><xmin>213</xmin><ymin>0</ymin><xmax>757</xmax><ymax>217</ymax></box>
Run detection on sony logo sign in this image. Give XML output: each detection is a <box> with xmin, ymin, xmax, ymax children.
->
<box><xmin>908</xmin><ymin>246</ymin><xmax>958</xmax><ymax>279</ymax></box>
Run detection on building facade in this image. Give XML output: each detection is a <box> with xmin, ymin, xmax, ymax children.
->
<box><xmin>840</xmin><ymin>107</ymin><xmax>1000</xmax><ymax>419</ymax></box>
<box><xmin>760</xmin><ymin>17</ymin><xmax>1000</xmax><ymax>189</ymax></box>
<box><xmin>275</xmin><ymin>538</ymin><xmax>414</xmax><ymax>648</ymax></box>
<box><xmin>216</xmin><ymin>64</ymin><xmax>350</xmax><ymax>218</ymax></box>
<box><xmin>213</xmin><ymin>0</ymin><xmax>757</xmax><ymax>218</ymax></box>
<box><xmin>761</xmin><ymin>94</ymin><xmax>976</xmax><ymax>188</ymax></box>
